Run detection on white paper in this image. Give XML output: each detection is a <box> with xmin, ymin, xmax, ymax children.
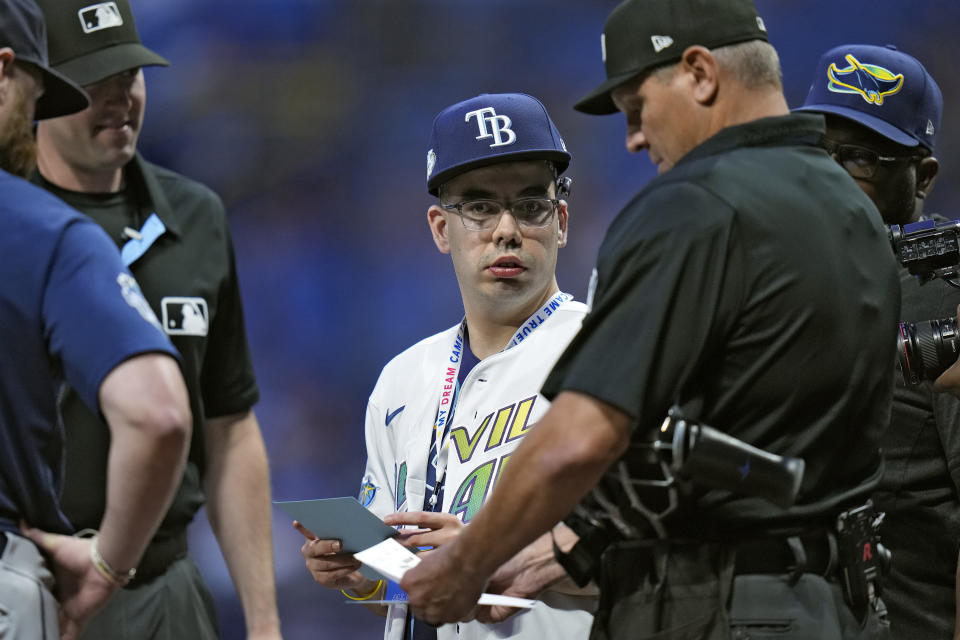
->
<box><xmin>353</xmin><ymin>538</ymin><xmax>536</xmax><ymax>609</ymax></box>
<box><xmin>476</xmin><ymin>594</ymin><xmax>537</xmax><ymax>608</ymax></box>
<box><xmin>354</xmin><ymin>538</ymin><xmax>420</xmax><ymax>583</ymax></box>
<box><xmin>344</xmin><ymin>595</ymin><xmax>536</xmax><ymax>608</ymax></box>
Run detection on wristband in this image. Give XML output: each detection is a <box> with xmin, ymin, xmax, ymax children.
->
<box><xmin>341</xmin><ymin>579</ymin><xmax>384</xmax><ymax>601</ymax></box>
<box><xmin>89</xmin><ymin>535</ymin><xmax>137</xmax><ymax>587</ymax></box>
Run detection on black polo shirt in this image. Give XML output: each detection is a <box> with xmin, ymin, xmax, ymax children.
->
<box><xmin>543</xmin><ymin>114</ymin><xmax>901</xmax><ymax>536</ymax></box>
<box><xmin>33</xmin><ymin>154</ymin><xmax>259</xmax><ymax>537</ymax></box>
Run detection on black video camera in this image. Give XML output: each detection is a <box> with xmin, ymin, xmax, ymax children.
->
<box><xmin>889</xmin><ymin>218</ymin><xmax>960</xmax><ymax>285</ymax></box>
<box><xmin>897</xmin><ymin>316</ymin><xmax>960</xmax><ymax>384</ymax></box>
<box><xmin>887</xmin><ymin>220</ymin><xmax>960</xmax><ymax>384</ymax></box>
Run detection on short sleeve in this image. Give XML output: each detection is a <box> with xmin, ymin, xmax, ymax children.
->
<box><xmin>42</xmin><ymin>219</ymin><xmax>178</xmax><ymax>413</ymax></box>
<box><xmin>199</xmin><ymin>219</ymin><xmax>260</xmax><ymax>417</ymax></box>
<box><xmin>360</xmin><ymin>387</ymin><xmax>400</xmax><ymax>520</ymax></box>
<box><xmin>542</xmin><ymin>182</ymin><xmax>741</xmax><ymax>436</ymax></box>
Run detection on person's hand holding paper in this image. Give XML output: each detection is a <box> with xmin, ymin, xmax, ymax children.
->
<box><xmin>295</xmin><ymin>521</ymin><xmax>382</xmax><ymax>599</ymax></box>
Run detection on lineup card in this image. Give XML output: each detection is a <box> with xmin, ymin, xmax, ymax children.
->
<box><xmin>275</xmin><ymin>497</ymin><xmax>398</xmax><ymax>580</ymax></box>
<box><xmin>354</xmin><ymin>538</ymin><xmax>536</xmax><ymax>609</ymax></box>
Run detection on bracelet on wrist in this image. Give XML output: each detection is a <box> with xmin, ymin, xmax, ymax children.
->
<box><xmin>340</xmin><ymin>579</ymin><xmax>383</xmax><ymax>601</ymax></box>
<box><xmin>89</xmin><ymin>535</ymin><xmax>137</xmax><ymax>587</ymax></box>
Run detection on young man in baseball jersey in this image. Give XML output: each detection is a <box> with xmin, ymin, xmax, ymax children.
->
<box><xmin>300</xmin><ymin>93</ymin><xmax>596</xmax><ymax>639</ymax></box>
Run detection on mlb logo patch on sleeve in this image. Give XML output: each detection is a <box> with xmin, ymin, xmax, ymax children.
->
<box><xmin>161</xmin><ymin>297</ymin><xmax>209</xmax><ymax>336</ymax></box>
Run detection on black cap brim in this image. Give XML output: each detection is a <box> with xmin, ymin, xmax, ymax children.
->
<box><xmin>574</xmin><ymin>68</ymin><xmax>645</xmax><ymax>115</ymax></box>
<box><xmin>54</xmin><ymin>42</ymin><xmax>169</xmax><ymax>87</ymax></box>
<box><xmin>18</xmin><ymin>57</ymin><xmax>90</xmax><ymax>120</ymax></box>
<box><xmin>794</xmin><ymin>103</ymin><xmax>923</xmax><ymax>149</ymax></box>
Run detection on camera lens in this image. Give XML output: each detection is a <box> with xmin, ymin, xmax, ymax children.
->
<box><xmin>897</xmin><ymin>317</ymin><xmax>960</xmax><ymax>384</ymax></box>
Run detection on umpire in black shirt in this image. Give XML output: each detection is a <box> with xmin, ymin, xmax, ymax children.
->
<box><xmin>400</xmin><ymin>0</ymin><xmax>899</xmax><ymax>638</ymax></box>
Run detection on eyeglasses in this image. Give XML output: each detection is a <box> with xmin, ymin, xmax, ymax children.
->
<box><xmin>819</xmin><ymin>139</ymin><xmax>927</xmax><ymax>180</ymax></box>
<box><xmin>442</xmin><ymin>197</ymin><xmax>559</xmax><ymax>231</ymax></box>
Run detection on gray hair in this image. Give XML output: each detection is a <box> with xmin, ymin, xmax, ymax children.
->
<box><xmin>710</xmin><ymin>39</ymin><xmax>783</xmax><ymax>91</ymax></box>
<box><xmin>653</xmin><ymin>39</ymin><xmax>782</xmax><ymax>91</ymax></box>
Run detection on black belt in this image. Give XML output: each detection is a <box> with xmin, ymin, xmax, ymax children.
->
<box><xmin>733</xmin><ymin>532</ymin><xmax>836</xmax><ymax>577</ymax></box>
<box><xmin>128</xmin><ymin>530</ymin><xmax>188</xmax><ymax>588</ymax></box>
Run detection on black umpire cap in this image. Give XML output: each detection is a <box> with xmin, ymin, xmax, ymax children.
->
<box><xmin>575</xmin><ymin>0</ymin><xmax>769</xmax><ymax>114</ymax></box>
<box><xmin>0</xmin><ymin>0</ymin><xmax>89</xmax><ymax>119</ymax></box>
<box><xmin>35</xmin><ymin>0</ymin><xmax>169</xmax><ymax>86</ymax></box>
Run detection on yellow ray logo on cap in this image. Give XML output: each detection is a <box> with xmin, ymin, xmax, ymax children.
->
<box><xmin>827</xmin><ymin>54</ymin><xmax>904</xmax><ymax>106</ymax></box>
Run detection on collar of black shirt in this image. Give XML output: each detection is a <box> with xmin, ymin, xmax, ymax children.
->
<box><xmin>677</xmin><ymin>113</ymin><xmax>826</xmax><ymax>170</ymax></box>
<box><xmin>124</xmin><ymin>153</ymin><xmax>182</xmax><ymax>238</ymax></box>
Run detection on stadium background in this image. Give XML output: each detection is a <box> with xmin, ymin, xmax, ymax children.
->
<box><xmin>124</xmin><ymin>1</ymin><xmax>958</xmax><ymax>636</ymax></box>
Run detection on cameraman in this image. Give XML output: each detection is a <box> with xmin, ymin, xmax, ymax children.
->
<box><xmin>798</xmin><ymin>44</ymin><xmax>957</xmax><ymax>639</ymax></box>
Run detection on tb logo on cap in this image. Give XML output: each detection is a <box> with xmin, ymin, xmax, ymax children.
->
<box><xmin>827</xmin><ymin>54</ymin><xmax>904</xmax><ymax>106</ymax></box>
<box><xmin>465</xmin><ymin>107</ymin><xmax>517</xmax><ymax>148</ymax></box>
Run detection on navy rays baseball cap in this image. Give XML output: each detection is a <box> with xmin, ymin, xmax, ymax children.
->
<box><xmin>0</xmin><ymin>0</ymin><xmax>89</xmax><ymax>119</ymax></box>
<box><xmin>35</xmin><ymin>0</ymin><xmax>169</xmax><ymax>87</ymax></box>
<box><xmin>797</xmin><ymin>44</ymin><xmax>942</xmax><ymax>151</ymax></box>
<box><xmin>426</xmin><ymin>93</ymin><xmax>571</xmax><ymax>196</ymax></box>
<box><xmin>575</xmin><ymin>0</ymin><xmax>769</xmax><ymax>115</ymax></box>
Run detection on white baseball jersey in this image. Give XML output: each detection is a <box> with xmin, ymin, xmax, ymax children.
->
<box><xmin>358</xmin><ymin>293</ymin><xmax>595</xmax><ymax>640</ymax></box>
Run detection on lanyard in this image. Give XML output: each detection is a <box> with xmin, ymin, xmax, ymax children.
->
<box><xmin>424</xmin><ymin>321</ymin><xmax>466</xmax><ymax>510</ymax></box>
<box><xmin>120</xmin><ymin>212</ymin><xmax>165</xmax><ymax>267</ymax></box>
<box><xmin>425</xmin><ymin>290</ymin><xmax>573</xmax><ymax>510</ymax></box>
